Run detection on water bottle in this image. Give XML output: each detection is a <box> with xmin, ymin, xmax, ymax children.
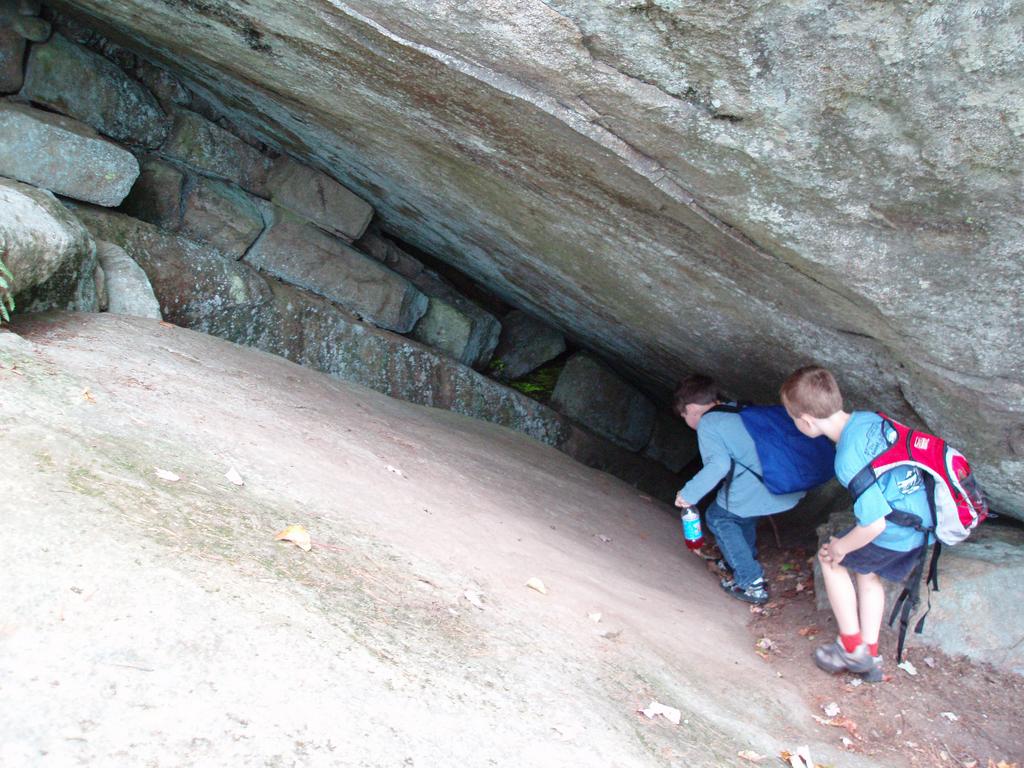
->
<box><xmin>681</xmin><ymin>507</ymin><xmax>704</xmax><ymax>551</ymax></box>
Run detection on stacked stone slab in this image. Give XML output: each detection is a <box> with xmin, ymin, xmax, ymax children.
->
<box><xmin>0</xmin><ymin>102</ymin><xmax>140</xmax><ymax>206</ymax></box>
<box><xmin>69</xmin><ymin>204</ymin><xmax>270</xmax><ymax>332</ymax></box>
<box><xmin>159</xmin><ymin>108</ymin><xmax>271</xmax><ymax>197</ymax></box>
<box><xmin>358</xmin><ymin>228</ymin><xmax>501</xmax><ymax>369</ymax></box>
<box><xmin>21</xmin><ymin>32</ymin><xmax>169</xmax><ymax>148</ymax></box>
<box><xmin>551</xmin><ymin>352</ymin><xmax>657</xmax><ymax>453</ymax></box>
<box><xmin>121</xmin><ymin>158</ymin><xmax>264</xmax><ymax>259</ymax></box>
<box><xmin>265</xmin><ymin>156</ymin><xmax>373</xmax><ymax>241</ymax></box>
<box><xmin>244</xmin><ymin>207</ymin><xmax>426</xmax><ymax>334</ymax></box>
<box><xmin>491</xmin><ymin>310</ymin><xmax>566</xmax><ymax>382</ymax></box>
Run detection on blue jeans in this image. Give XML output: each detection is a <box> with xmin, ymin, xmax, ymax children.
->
<box><xmin>706</xmin><ymin>501</ymin><xmax>763</xmax><ymax>588</ymax></box>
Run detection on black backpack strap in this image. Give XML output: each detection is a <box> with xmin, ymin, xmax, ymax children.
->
<box><xmin>848</xmin><ymin>463</ymin><xmax>878</xmax><ymax>504</ymax></box>
<box><xmin>888</xmin><ymin>477</ymin><xmax>939</xmax><ymax>662</ymax></box>
<box><xmin>708</xmin><ymin>403</ymin><xmax>754</xmax><ymax>506</ymax></box>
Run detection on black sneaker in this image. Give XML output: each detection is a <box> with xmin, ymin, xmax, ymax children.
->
<box><xmin>720</xmin><ymin>577</ymin><xmax>769</xmax><ymax>605</ymax></box>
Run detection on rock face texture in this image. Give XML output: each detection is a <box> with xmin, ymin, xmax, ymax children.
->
<box><xmin>37</xmin><ymin>1</ymin><xmax>1024</xmax><ymax>516</ymax></box>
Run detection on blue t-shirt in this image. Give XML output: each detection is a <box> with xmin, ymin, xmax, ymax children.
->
<box><xmin>835</xmin><ymin>412</ymin><xmax>932</xmax><ymax>552</ymax></box>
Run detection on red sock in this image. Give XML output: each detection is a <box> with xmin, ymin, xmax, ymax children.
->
<box><xmin>840</xmin><ymin>632</ymin><xmax>862</xmax><ymax>653</ymax></box>
<box><xmin>868</xmin><ymin>642</ymin><xmax>879</xmax><ymax>657</ymax></box>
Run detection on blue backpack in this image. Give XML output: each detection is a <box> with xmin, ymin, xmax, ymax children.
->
<box><xmin>712</xmin><ymin>403</ymin><xmax>836</xmax><ymax>495</ymax></box>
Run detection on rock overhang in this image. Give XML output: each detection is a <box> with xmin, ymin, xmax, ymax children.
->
<box><xmin>42</xmin><ymin>0</ymin><xmax>1024</xmax><ymax>515</ymax></box>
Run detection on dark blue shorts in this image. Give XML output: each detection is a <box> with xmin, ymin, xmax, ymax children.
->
<box><xmin>838</xmin><ymin>535</ymin><xmax>925</xmax><ymax>583</ymax></box>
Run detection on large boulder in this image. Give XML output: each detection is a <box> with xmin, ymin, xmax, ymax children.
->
<box><xmin>266</xmin><ymin>156</ymin><xmax>373</xmax><ymax>241</ymax></box>
<box><xmin>50</xmin><ymin>0</ymin><xmax>1024</xmax><ymax>517</ymax></box>
<box><xmin>66</xmin><ymin>203</ymin><xmax>272</xmax><ymax>333</ymax></box>
<box><xmin>0</xmin><ymin>101</ymin><xmax>139</xmax><ymax>206</ymax></box>
<box><xmin>490</xmin><ymin>310</ymin><xmax>566</xmax><ymax>381</ymax></box>
<box><xmin>21</xmin><ymin>32</ymin><xmax>168</xmax><ymax>148</ymax></box>
<box><xmin>243</xmin><ymin>207</ymin><xmax>427</xmax><ymax>333</ymax></box>
<box><xmin>0</xmin><ymin>177</ymin><xmax>97</xmax><ymax>312</ymax></box>
<box><xmin>94</xmin><ymin>240</ymin><xmax>161</xmax><ymax>319</ymax></box>
<box><xmin>551</xmin><ymin>353</ymin><xmax>656</xmax><ymax>452</ymax></box>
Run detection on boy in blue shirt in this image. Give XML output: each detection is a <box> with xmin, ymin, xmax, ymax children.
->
<box><xmin>673</xmin><ymin>375</ymin><xmax>806</xmax><ymax>605</ymax></box>
<box><xmin>781</xmin><ymin>365</ymin><xmax>931</xmax><ymax>682</ymax></box>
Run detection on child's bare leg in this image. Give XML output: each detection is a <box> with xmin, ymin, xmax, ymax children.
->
<box><xmin>855</xmin><ymin>572</ymin><xmax>885</xmax><ymax>647</ymax></box>
<box><xmin>820</xmin><ymin>552</ymin><xmax>859</xmax><ymax>635</ymax></box>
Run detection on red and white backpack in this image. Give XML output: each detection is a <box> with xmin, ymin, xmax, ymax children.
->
<box><xmin>847</xmin><ymin>412</ymin><xmax>988</xmax><ymax>544</ymax></box>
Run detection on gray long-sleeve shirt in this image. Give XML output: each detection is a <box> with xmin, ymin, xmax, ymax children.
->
<box><xmin>677</xmin><ymin>407</ymin><xmax>805</xmax><ymax>518</ymax></box>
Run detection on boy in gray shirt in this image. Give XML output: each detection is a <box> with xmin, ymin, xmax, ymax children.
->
<box><xmin>673</xmin><ymin>375</ymin><xmax>805</xmax><ymax>604</ymax></box>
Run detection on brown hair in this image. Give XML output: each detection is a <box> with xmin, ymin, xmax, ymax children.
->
<box><xmin>780</xmin><ymin>365</ymin><xmax>843</xmax><ymax>419</ymax></box>
<box><xmin>673</xmin><ymin>374</ymin><xmax>721</xmax><ymax>414</ymax></box>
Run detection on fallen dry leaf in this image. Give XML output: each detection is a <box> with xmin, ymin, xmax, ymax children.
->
<box><xmin>159</xmin><ymin>321</ymin><xmax>176</xmax><ymax>329</ymax></box>
<box><xmin>737</xmin><ymin>749</ymin><xmax>764</xmax><ymax>762</ymax></box>
<box><xmin>525</xmin><ymin>577</ymin><xmax>548</xmax><ymax>595</ymax></box>
<box><xmin>898</xmin><ymin>660</ymin><xmax>918</xmax><ymax>676</ymax></box>
<box><xmin>812</xmin><ymin>714</ymin><xmax>859</xmax><ymax>739</ymax></box>
<box><xmin>638</xmin><ymin>700</ymin><xmax>681</xmax><ymax>725</ymax></box>
<box><xmin>754</xmin><ymin>637</ymin><xmax>775</xmax><ymax>657</ymax></box>
<box><xmin>154</xmin><ymin>468</ymin><xmax>180</xmax><ymax>482</ymax></box>
<box><xmin>274</xmin><ymin>524</ymin><xmax>312</xmax><ymax>551</ymax></box>
<box><xmin>798</xmin><ymin>626</ymin><xmax>820</xmax><ymax>638</ymax></box>
<box><xmin>81</xmin><ymin>388</ymin><xmax>96</xmax><ymax>403</ymax></box>
<box><xmin>988</xmin><ymin>761</ymin><xmax>1019</xmax><ymax>768</ymax></box>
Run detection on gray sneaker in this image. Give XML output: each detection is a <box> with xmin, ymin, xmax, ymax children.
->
<box><xmin>813</xmin><ymin>638</ymin><xmax>876</xmax><ymax>675</ymax></box>
<box><xmin>861</xmin><ymin>655</ymin><xmax>884</xmax><ymax>683</ymax></box>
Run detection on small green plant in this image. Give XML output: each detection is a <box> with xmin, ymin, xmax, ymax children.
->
<box><xmin>488</xmin><ymin>357</ymin><xmax>507</xmax><ymax>374</ymax></box>
<box><xmin>509</xmin><ymin>363</ymin><xmax>563</xmax><ymax>402</ymax></box>
<box><xmin>0</xmin><ymin>255</ymin><xmax>15</xmax><ymax>324</ymax></box>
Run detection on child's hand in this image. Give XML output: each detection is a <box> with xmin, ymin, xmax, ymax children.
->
<box><xmin>674</xmin><ymin>494</ymin><xmax>691</xmax><ymax>509</ymax></box>
<box><xmin>818</xmin><ymin>541</ymin><xmax>833</xmax><ymax>564</ymax></box>
<box><xmin>825</xmin><ymin>536</ymin><xmax>847</xmax><ymax>564</ymax></box>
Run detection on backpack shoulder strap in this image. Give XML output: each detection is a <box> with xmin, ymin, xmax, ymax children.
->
<box><xmin>708</xmin><ymin>402</ymin><xmax>745</xmax><ymax>415</ymax></box>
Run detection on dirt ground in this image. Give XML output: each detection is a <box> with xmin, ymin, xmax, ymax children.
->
<box><xmin>699</xmin><ymin>520</ymin><xmax>1024</xmax><ymax>768</ymax></box>
<box><xmin>1</xmin><ymin>312</ymin><xmax>1019</xmax><ymax>768</ymax></box>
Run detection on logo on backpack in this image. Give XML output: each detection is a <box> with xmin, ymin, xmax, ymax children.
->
<box><xmin>895</xmin><ymin>469</ymin><xmax>923</xmax><ymax>496</ymax></box>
